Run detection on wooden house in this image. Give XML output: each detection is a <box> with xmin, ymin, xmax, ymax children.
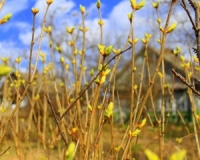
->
<box><xmin>114</xmin><ymin>47</ymin><xmax>200</xmax><ymax>121</ymax></box>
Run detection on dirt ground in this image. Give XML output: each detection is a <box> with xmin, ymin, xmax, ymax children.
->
<box><xmin>0</xmin><ymin>124</ymin><xmax>199</xmax><ymax>160</ymax></box>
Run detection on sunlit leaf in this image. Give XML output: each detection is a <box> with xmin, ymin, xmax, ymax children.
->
<box><xmin>166</xmin><ymin>22</ymin><xmax>177</xmax><ymax>33</ymax></box>
<box><xmin>169</xmin><ymin>150</ymin><xmax>186</xmax><ymax>160</ymax></box>
<box><xmin>175</xmin><ymin>138</ymin><xmax>182</xmax><ymax>143</ymax></box>
<box><xmin>0</xmin><ymin>65</ymin><xmax>13</xmax><ymax>76</ymax></box>
<box><xmin>65</xmin><ymin>142</ymin><xmax>75</xmax><ymax>160</ymax></box>
<box><xmin>129</xmin><ymin>129</ymin><xmax>140</xmax><ymax>137</ymax></box>
<box><xmin>105</xmin><ymin>101</ymin><xmax>114</xmax><ymax>118</ymax></box>
<box><xmin>137</xmin><ymin>118</ymin><xmax>146</xmax><ymax>128</ymax></box>
<box><xmin>145</xmin><ymin>149</ymin><xmax>159</xmax><ymax>160</ymax></box>
<box><xmin>105</xmin><ymin>45</ymin><xmax>113</xmax><ymax>55</ymax></box>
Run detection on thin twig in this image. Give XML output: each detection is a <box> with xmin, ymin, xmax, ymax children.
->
<box><xmin>187</xmin><ymin>0</ymin><xmax>200</xmax><ymax>62</ymax></box>
<box><xmin>59</xmin><ymin>46</ymin><xmax>132</xmax><ymax>120</ymax></box>
<box><xmin>135</xmin><ymin>0</ymin><xmax>177</xmax><ymax>130</ymax></box>
<box><xmin>45</xmin><ymin>93</ymin><xmax>68</xmax><ymax>147</ymax></box>
<box><xmin>0</xmin><ymin>3</ymin><xmax>51</xmax><ymax>145</ymax></box>
<box><xmin>0</xmin><ymin>0</ymin><xmax>5</xmax><ymax>11</ymax></box>
<box><xmin>171</xmin><ymin>69</ymin><xmax>200</xmax><ymax>99</ymax></box>
<box><xmin>181</xmin><ymin>0</ymin><xmax>196</xmax><ymax>31</ymax></box>
<box><xmin>0</xmin><ymin>147</ymin><xmax>10</xmax><ymax>156</ymax></box>
<box><xmin>28</xmin><ymin>12</ymin><xmax>36</xmax><ymax>81</ymax></box>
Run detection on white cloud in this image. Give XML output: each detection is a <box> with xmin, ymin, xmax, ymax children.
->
<box><xmin>19</xmin><ymin>27</ymin><xmax>41</xmax><ymax>46</ymax></box>
<box><xmin>109</xmin><ymin>1</ymin><xmax>132</xmax><ymax>31</ymax></box>
<box><xmin>0</xmin><ymin>0</ymin><xmax>29</xmax><ymax>16</ymax></box>
<box><xmin>17</xmin><ymin>0</ymin><xmax>76</xmax><ymax>46</ymax></box>
<box><xmin>34</xmin><ymin>0</ymin><xmax>75</xmax><ymax>22</ymax></box>
<box><xmin>0</xmin><ymin>41</ymin><xmax>23</xmax><ymax>61</ymax></box>
<box><xmin>15</xmin><ymin>22</ymin><xmax>32</xmax><ymax>32</ymax></box>
<box><xmin>0</xmin><ymin>0</ymin><xmax>196</xmax><ymax>68</ymax></box>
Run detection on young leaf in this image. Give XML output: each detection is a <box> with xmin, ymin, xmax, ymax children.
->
<box><xmin>166</xmin><ymin>22</ymin><xmax>177</xmax><ymax>33</ymax></box>
<box><xmin>65</xmin><ymin>142</ymin><xmax>75</xmax><ymax>160</ymax></box>
<box><xmin>129</xmin><ymin>129</ymin><xmax>140</xmax><ymax>137</ymax></box>
<box><xmin>169</xmin><ymin>150</ymin><xmax>186</xmax><ymax>160</ymax></box>
<box><xmin>136</xmin><ymin>0</ymin><xmax>146</xmax><ymax>10</ymax></box>
<box><xmin>0</xmin><ymin>65</ymin><xmax>13</xmax><ymax>76</ymax></box>
<box><xmin>88</xmin><ymin>104</ymin><xmax>93</xmax><ymax>111</ymax></box>
<box><xmin>145</xmin><ymin>149</ymin><xmax>159</xmax><ymax>160</ymax></box>
<box><xmin>137</xmin><ymin>118</ymin><xmax>146</xmax><ymax>128</ymax></box>
<box><xmin>99</xmin><ymin>75</ymin><xmax>106</xmax><ymax>85</ymax></box>
<box><xmin>105</xmin><ymin>45</ymin><xmax>113</xmax><ymax>55</ymax></box>
<box><xmin>105</xmin><ymin>101</ymin><xmax>114</xmax><ymax>118</ymax></box>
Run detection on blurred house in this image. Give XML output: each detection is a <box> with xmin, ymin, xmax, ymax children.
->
<box><xmin>114</xmin><ymin>47</ymin><xmax>200</xmax><ymax>121</ymax></box>
<box><xmin>0</xmin><ymin>71</ymin><xmax>65</xmax><ymax>118</ymax></box>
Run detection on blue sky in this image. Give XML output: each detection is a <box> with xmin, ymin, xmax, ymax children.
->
<box><xmin>0</xmin><ymin>0</ymin><xmax>193</xmax><ymax>71</ymax></box>
<box><xmin>0</xmin><ymin>0</ymin><xmax>133</xmax><ymax>46</ymax></box>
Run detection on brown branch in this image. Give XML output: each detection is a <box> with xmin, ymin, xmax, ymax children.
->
<box><xmin>28</xmin><ymin>12</ymin><xmax>36</xmax><ymax>81</ymax></box>
<box><xmin>0</xmin><ymin>147</ymin><xmax>10</xmax><ymax>156</ymax></box>
<box><xmin>45</xmin><ymin>93</ymin><xmax>68</xmax><ymax>147</ymax></box>
<box><xmin>181</xmin><ymin>0</ymin><xmax>196</xmax><ymax>31</ymax></box>
<box><xmin>59</xmin><ymin>46</ymin><xmax>132</xmax><ymax>120</ymax></box>
<box><xmin>0</xmin><ymin>0</ymin><xmax>6</xmax><ymax>11</ymax></box>
<box><xmin>185</xmin><ymin>0</ymin><xmax>200</xmax><ymax>63</ymax></box>
<box><xmin>171</xmin><ymin>69</ymin><xmax>200</xmax><ymax>99</ymax></box>
<box><xmin>187</xmin><ymin>0</ymin><xmax>198</xmax><ymax>10</ymax></box>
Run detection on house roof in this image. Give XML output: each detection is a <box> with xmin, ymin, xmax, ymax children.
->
<box><xmin>114</xmin><ymin>46</ymin><xmax>197</xmax><ymax>95</ymax></box>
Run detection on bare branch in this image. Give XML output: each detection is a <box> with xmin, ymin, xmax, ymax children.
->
<box><xmin>59</xmin><ymin>46</ymin><xmax>132</xmax><ymax>120</ymax></box>
<box><xmin>181</xmin><ymin>0</ymin><xmax>196</xmax><ymax>31</ymax></box>
<box><xmin>171</xmin><ymin>69</ymin><xmax>200</xmax><ymax>99</ymax></box>
<box><xmin>0</xmin><ymin>147</ymin><xmax>10</xmax><ymax>156</ymax></box>
<box><xmin>45</xmin><ymin>93</ymin><xmax>68</xmax><ymax>147</ymax></box>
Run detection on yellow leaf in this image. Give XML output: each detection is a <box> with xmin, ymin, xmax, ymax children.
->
<box><xmin>31</xmin><ymin>8</ymin><xmax>39</xmax><ymax>15</ymax></box>
<box><xmin>2</xmin><ymin>13</ymin><xmax>12</xmax><ymax>23</ymax></box>
<box><xmin>88</xmin><ymin>104</ymin><xmax>92</xmax><ymax>111</ymax></box>
<box><xmin>145</xmin><ymin>149</ymin><xmax>159</xmax><ymax>160</ymax></box>
<box><xmin>175</xmin><ymin>138</ymin><xmax>182</xmax><ymax>143</ymax></box>
<box><xmin>130</xmin><ymin>129</ymin><xmax>140</xmax><ymax>137</ymax></box>
<box><xmin>98</xmin><ymin>20</ymin><xmax>104</xmax><ymax>26</ymax></box>
<box><xmin>100</xmin><ymin>75</ymin><xmax>106</xmax><ymax>84</ymax></box>
<box><xmin>80</xmin><ymin>5</ymin><xmax>85</xmax><ymax>14</ymax></box>
<box><xmin>137</xmin><ymin>118</ymin><xmax>146</xmax><ymax>128</ymax></box>
<box><xmin>169</xmin><ymin>150</ymin><xmax>186</xmax><ymax>160</ymax></box>
<box><xmin>193</xmin><ymin>56</ymin><xmax>199</xmax><ymax>63</ymax></box>
<box><xmin>152</xmin><ymin>1</ymin><xmax>160</xmax><ymax>9</ymax></box>
<box><xmin>159</xmin><ymin>26</ymin><xmax>164</xmax><ymax>32</ymax></box>
<box><xmin>136</xmin><ymin>0</ymin><xmax>146</xmax><ymax>10</ymax></box>
<box><xmin>96</xmin><ymin>0</ymin><xmax>101</xmax><ymax>9</ymax></box>
<box><xmin>114</xmin><ymin>146</ymin><xmax>121</xmax><ymax>151</ymax></box>
<box><xmin>166</xmin><ymin>22</ymin><xmax>177</xmax><ymax>33</ymax></box>
<box><xmin>180</xmin><ymin>55</ymin><xmax>185</xmax><ymax>62</ymax></box>
<box><xmin>142</xmin><ymin>38</ymin><xmax>147</xmax><ymax>44</ymax></box>
<box><xmin>157</xmin><ymin>18</ymin><xmax>161</xmax><ymax>23</ymax></box>
<box><xmin>46</xmin><ymin>0</ymin><xmax>54</xmax><ymax>5</ymax></box>
<box><xmin>134</xmin><ymin>38</ymin><xmax>139</xmax><ymax>44</ymax></box>
<box><xmin>105</xmin><ymin>101</ymin><xmax>114</xmax><ymax>118</ymax></box>
<box><xmin>56</xmin><ymin>45</ymin><xmax>62</xmax><ymax>53</ymax></box>
<box><xmin>134</xmin><ymin>84</ymin><xmax>138</xmax><ymax>90</ymax></box>
<box><xmin>0</xmin><ymin>65</ymin><xmax>13</xmax><ymax>76</ymax></box>
<box><xmin>70</xmin><ymin>128</ymin><xmax>78</xmax><ymax>134</ymax></box>
<box><xmin>113</xmin><ymin>48</ymin><xmax>121</xmax><ymax>54</ymax></box>
<box><xmin>127</xmin><ymin>13</ymin><xmax>132</xmax><ymax>22</ymax></box>
<box><xmin>66</xmin><ymin>27</ymin><xmax>75</xmax><ymax>34</ymax></box>
<box><xmin>130</xmin><ymin>0</ymin><xmax>136</xmax><ymax>10</ymax></box>
<box><xmin>65</xmin><ymin>142</ymin><xmax>75</xmax><ymax>160</ymax></box>
<box><xmin>98</xmin><ymin>44</ymin><xmax>105</xmax><ymax>55</ymax></box>
<box><xmin>158</xmin><ymin>72</ymin><xmax>163</xmax><ymax>78</ymax></box>
<box><xmin>105</xmin><ymin>45</ymin><xmax>113</xmax><ymax>55</ymax></box>
<box><xmin>157</xmin><ymin>39</ymin><xmax>161</xmax><ymax>43</ymax></box>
